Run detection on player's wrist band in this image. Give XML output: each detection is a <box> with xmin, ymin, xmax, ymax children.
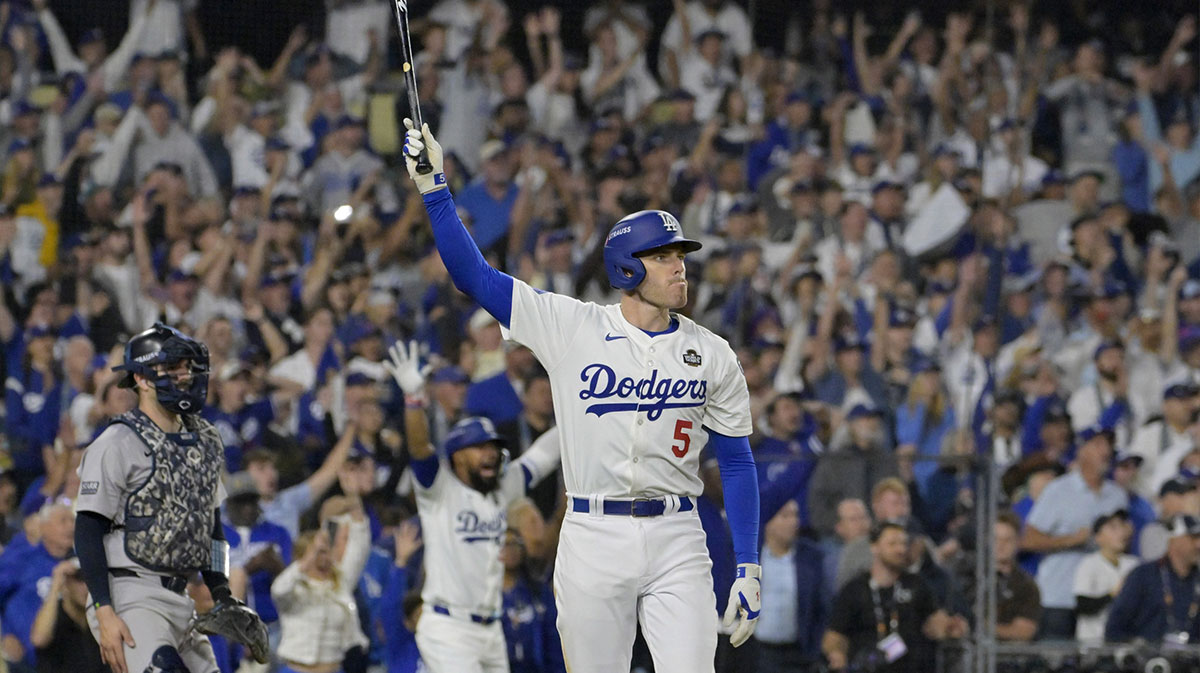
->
<box><xmin>404</xmin><ymin>393</ymin><xmax>427</xmax><ymax>408</ymax></box>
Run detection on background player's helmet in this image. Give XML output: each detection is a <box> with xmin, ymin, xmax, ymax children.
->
<box><xmin>443</xmin><ymin>417</ymin><xmax>508</xmax><ymax>456</ymax></box>
<box><xmin>113</xmin><ymin>322</ymin><xmax>210</xmax><ymax>415</ymax></box>
<box><xmin>603</xmin><ymin>210</ymin><xmax>702</xmax><ymax>290</ymax></box>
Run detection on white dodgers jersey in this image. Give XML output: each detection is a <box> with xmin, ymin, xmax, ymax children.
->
<box><xmin>504</xmin><ymin>279</ymin><xmax>753</xmax><ymax>498</ymax></box>
<box><xmin>416</xmin><ymin>426</ymin><xmax>561</xmax><ymax>615</ymax></box>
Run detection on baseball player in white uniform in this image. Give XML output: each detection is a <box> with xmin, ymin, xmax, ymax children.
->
<box><xmin>384</xmin><ymin>340</ymin><xmax>562</xmax><ymax>673</ymax></box>
<box><xmin>401</xmin><ymin>121</ymin><xmax>762</xmax><ymax>673</ymax></box>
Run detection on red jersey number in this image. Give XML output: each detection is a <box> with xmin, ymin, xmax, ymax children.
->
<box><xmin>672</xmin><ymin>419</ymin><xmax>693</xmax><ymax>458</ymax></box>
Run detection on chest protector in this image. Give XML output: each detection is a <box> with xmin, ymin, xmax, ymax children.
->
<box><xmin>112</xmin><ymin>408</ymin><xmax>224</xmax><ymax>573</ymax></box>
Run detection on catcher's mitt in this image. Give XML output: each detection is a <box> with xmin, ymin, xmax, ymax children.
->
<box><xmin>194</xmin><ymin>596</ymin><xmax>270</xmax><ymax>664</ymax></box>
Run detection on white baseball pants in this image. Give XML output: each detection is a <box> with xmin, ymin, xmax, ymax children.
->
<box><xmin>553</xmin><ymin>506</ymin><xmax>718</xmax><ymax>673</ymax></box>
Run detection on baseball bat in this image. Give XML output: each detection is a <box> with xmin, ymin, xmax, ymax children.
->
<box><xmin>392</xmin><ymin>0</ymin><xmax>433</xmax><ymax>175</ymax></box>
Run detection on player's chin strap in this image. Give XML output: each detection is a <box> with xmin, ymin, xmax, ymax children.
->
<box><xmin>211</xmin><ymin>540</ymin><xmax>230</xmax><ymax>575</ymax></box>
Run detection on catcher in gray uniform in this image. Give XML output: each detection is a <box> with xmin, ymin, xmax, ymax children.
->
<box><xmin>74</xmin><ymin>323</ymin><xmax>268</xmax><ymax>673</ymax></box>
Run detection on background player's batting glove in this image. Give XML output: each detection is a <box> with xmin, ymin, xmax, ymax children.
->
<box><xmin>723</xmin><ymin>563</ymin><xmax>761</xmax><ymax>647</ymax></box>
<box><xmin>384</xmin><ymin>340</ymin><xmax>432</xmax><ymax>395</ymax></box>
<box><xmin>193</xmin><ymin>596</ymin><xmax>270</xmax><ymax>664</ymax></box>
<box><xmin>402</xmin><ymin>118</ymin><xmax>446</xmax><ymax>194</ymax></box>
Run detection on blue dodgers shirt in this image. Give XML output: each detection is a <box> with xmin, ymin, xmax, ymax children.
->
<box><xmin>455</xmin><ymin>179</ymin><xmax>518</xmax><ymax>253</ymax></box>
<box><xmin>205</xmin><ymin>399</ymin><xmax>276</xmax><ymax>473</ymax></box>
<box><xmin>223</xmin><ymin>520</ymin><xmax>292</xmax><ymax>623</ymax></box>
<box><xmin>0</xmin><ymin>544</ymin><xmax>62</xmax><ymax>665</ymax></box>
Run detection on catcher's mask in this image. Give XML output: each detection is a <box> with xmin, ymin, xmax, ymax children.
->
<box><xmin>113</xmin><ymin>322</ymin><xmax>210</xmax><ymax>415</ymax></box>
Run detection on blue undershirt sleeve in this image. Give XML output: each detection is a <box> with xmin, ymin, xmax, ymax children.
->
<box><xmin>410</xmin><ymin>455</ymin><xmax>439</xmax><ymax>489</ymax></box>
<box><xmin>75</xmin><ymin>511</ymin><xmax>113</xmax><ymax>607</ymax></box>
<box><xmin>708</xmin><ymin>429</ymin><xmax>759</xmax><ymax>565</ymax></box>
<box><xmin>422</xmin><ymin>189</ymin><xmax>514</xmax><ymax>327</ymax></box>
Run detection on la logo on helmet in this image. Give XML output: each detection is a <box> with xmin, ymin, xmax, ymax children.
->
<box><xmin>660</xmin><ymin>212</ymin><xmax>680</xmax><ymax>232</ymax></box>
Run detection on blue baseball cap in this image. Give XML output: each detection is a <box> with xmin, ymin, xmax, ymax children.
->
<box><xmin>344</xmin><ymin>371</ymin><xmax>375</xmax><ymax>388</ymax></box>
<box><xmin>166</xmin><ymin>268</ymin><xmax>197</xmax><ymax>284</ymax></box>
<box><xmin>1044</xmin><ymin>399</ymin><xmax>1070</xmax><ymax>422</ymax></box>
<box><xmin>785</xmin><ymin>90</ymin><xmax>815</xmax><ymax>106</ymax></box>
<box><xmin>544</xmin><ymin>229</ymin><xmax>574</xmax><ymax>246</ymax></box>
<box><xmin>1114</xmin><ymin>450</ymin><xmax>1143</xmax><ymax>467</ymax></box>
<box><xmin>872</xmin><ymin>179</ymin><xmax>904</xmax><ymax>194</ymax></box>
<box><xmin>430</xmin><ymin>366</ymin><xmax>470</xmax><ymax>385</ymax></box>
<box><xmin>728</xmin><ymin>198</ymin><xmax>758</xmax><ymax>215</ymax></box>
<box><xmin>1077</xmin><ymin>424</ymin><xmax>1115</xmax><ymax>445</ymax></box>
<box><xmin>973</xmin><ymin>315</ymin><xmax>998</xmax><ymax>332</ymax></box>
<box><xmin>1093</xmin><ymin>340</ymin><xmax>1124</xmax><ymax>360</ymax></box>
<box><xmin>1041</xmin><ymin>170</ymin><xmax>1066</xmax><ymax>186</ymax></box>
<box><xmin>928</xmin><ymin>279</ymin><xmax>956</xmax><ymax>294</ymax></box>
<box><xmin>849</xmin><ymin>143</ymin><xmax>875</xmax><ymax>157</ymax></box>
<box><xmin>889</xmin><ymin>306</ymin><xmax>917</xmax><ymax>328</ymax></box>
<box><xmin>834</xmin><ymin>335</ymin><xmax>866</xmax><ymax>352</ymax></box>
<box><xmin>334</xmin><ymin>114</ymin><xmax>364</xmax><ymax>130</ymax></box>
<box><xmin>931</xmin><ymin>143</ymin><xmax>959</xmax><ymax>159</ymax></box>
<box><xmin>910</xmin><ymin>357</ymin><xmax>941</xmax><ymax>374</ymax></box>
<box><xmin>339</xmin><ymin>317</ymin><xmax>381</xmax><ymax>346</ymax></box>
<box><xmin>846</xmin><ymin>404</ymin><xmax>883</xmax><ymax>422</ymax></box>
<box><xmin>26</xmin><ymin>324</ymin><xmax>57</xmax><ymax>339</ymax></box>
<box><xmin>12</xmin><ymin>100</ymin><xmax>37</xmax><ymax>117</ymax></box>
<box><xmin>443</xmin><ymin>416</ymin><xmax>507</xmax><ymax>456</ymax></box>
<box><xmin>1165</xmin><ymin>382</ymin><xmax>1200</xmax><ymax>400</ymax></box>
<box><xmin>251</xmin><ymin>100</ymin><xmax>280</xmax><ymax>118</ymax></box>
<box><xmin>259</xmin><ymin>270</ymin><xmax>294</xmax><ymax>288</ymax></box>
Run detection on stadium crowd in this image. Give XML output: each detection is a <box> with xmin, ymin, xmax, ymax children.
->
<box><xmin>3</xmin><ymin>0</ymin><xmax>1200</xmax><ymax>672</ymax></box>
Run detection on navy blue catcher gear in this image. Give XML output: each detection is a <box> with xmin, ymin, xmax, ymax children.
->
<box><xmin>144</xmin><ymin>645</ymin><xmax>190</xmax><ymax>673</ymax></box>
<box><xmin>603</xmin><ymin>210</ymin><xmax>702</xmax><ymax>290</ymax></box>
<box><xmin>113</xmin><ymin>322</ymin><xmax>210</xmax><ymax>415</ymax></box>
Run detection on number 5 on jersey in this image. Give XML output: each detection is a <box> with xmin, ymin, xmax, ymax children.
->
<box><xmin>672</xmin><ymin>419</ymin><xmax>693</xmax><ymax>458</ymax></box>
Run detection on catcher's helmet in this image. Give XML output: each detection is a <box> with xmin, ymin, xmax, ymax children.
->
<box><xmin>113</xmin><ymin>322</ymin><xmax>210</xmax><ymax>415</ymax></box>
<box><xmin>603</xmin><ymin>210</ymin><xmax>702</xmax><ymax>290</ymax></box>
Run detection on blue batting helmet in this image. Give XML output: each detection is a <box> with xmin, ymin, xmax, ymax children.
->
<box><xmin>603</xmin><ymin>210</ymin><xmax>702</xmax><ymax>290</ymax></box>
<box><xmin>443</xmin><ymin>417</ymin><xmax>508</xmax><ymax>456</ymax></box>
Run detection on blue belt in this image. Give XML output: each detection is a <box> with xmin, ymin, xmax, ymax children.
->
<box><xmin>432</xmin><ymin>604</ymin><xmax>499</xmax><ymax>625</ymax></box>
<box><xmin>570</xmin><ymin>496</ymin><xmax>694</xmax><ymax>517</ymax></box>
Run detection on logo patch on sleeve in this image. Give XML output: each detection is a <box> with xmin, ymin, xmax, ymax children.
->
<box><xmin>81</xmin><ymin>481</ymin><xmax>99</xmax><ymax>495</ymax></box>
<box><xmin>683</xmin><ymin>349</ymin><xmax>702</xmax><ymax>367</ymax></box>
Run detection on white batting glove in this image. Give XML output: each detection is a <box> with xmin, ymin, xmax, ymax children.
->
<box><xmin>723</xmin><ymin>563</ymin><xmax>761</xmax><ymax>647</ymax></box>
<box><xmin>383</xmin><ymin>340</ymin><xmax>432</xmax><ymax>395</ymax></box>
<box><xmin>402</xmin><ymin>118</ymin><xmax>447</xmax><ymax>195</ymax></box>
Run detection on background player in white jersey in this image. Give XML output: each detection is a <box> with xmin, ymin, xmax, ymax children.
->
<box><xmin>73</xmin><ymin>323</ymin><xmax>267</xmax><ymax>673</ymax></box>
<box><xmin>384</xmin><ymin>340</ymin><xmax>562</xmax><ymax>673</ymax></box>
<box><xmin>401</xmin><ymin>121</ymin><xmax>761</xmax><ymax>673</ymax></box>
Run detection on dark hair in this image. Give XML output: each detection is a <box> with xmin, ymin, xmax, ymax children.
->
<box><xmin>869</xmin><ymin>519</ymin><xmax>908</xmax><ymax>543</ymax></box>
<box><xmin>304</xmin><ymin>303</ymin><xmax>333</xmax><ymax>325</ymax></box>
<box><xmin>996</xmin><ymin>511</ymin><xmax>1022</xmax><ymax>534</ymax></box>
<box><xmin>522</xmin><ymin>364</ymin><xmax>549</xmax><ymax>390</ymax></box>
<box><xmin>402</xmin><ymin>590</ymin><xmax>423</xmax><ymax>620</ymax></box>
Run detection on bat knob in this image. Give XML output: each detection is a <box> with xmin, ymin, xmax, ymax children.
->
<box><xmin>416</xmin><ymin>154</ymin><xmax>434</xmax><ymax>175</ymax></box>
